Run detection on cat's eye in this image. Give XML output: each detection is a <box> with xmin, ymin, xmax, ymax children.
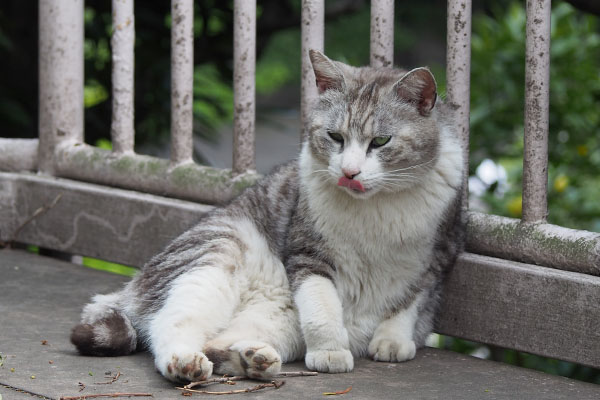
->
<box><xmin>328</xmin><ymin>131</ymin><xmax>344</xmax><ymax>143</ymax></box>
<box><xmin>370</xmin><ymin>136</ymin><xmax>391</xmax><ymax>148</ymax></box>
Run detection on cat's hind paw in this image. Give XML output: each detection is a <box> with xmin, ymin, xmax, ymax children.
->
<box><xmin>368</xmin><ymin>338</ymin><xmax>416</xmax><ymax>362</ymax></box>
<box><xmin>305</xmin><ymin>349</ymin><xmax>353</xmax><ymax>373</ymax></box>
<box><xmin>163</xmin><ymin>352</ymin><xmax>213</xmax><ymax>382</ymax></box>
<box><xmin>230</xmin><ymin>341</ymin><xmax>282</xmax><ymax>379</ymax></box>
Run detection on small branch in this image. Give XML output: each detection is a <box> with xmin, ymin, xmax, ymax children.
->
<box><xmin>184</xmin><ymin>376</ymin><xmax>246</xmax><ymax>389</ymax></box>
<box><xmin>9</xmin><ymin>194</ymin><xmax>63</xmax><ymax>244</ymax></box>
<box><xmin>178</xmin><ymin>381</ymin><xmax>285</xmax><ymax>395</ymax></box>
<box><xmin>95</xmin><ymin>372</ymin><xmax>121</xmax><ymax>385</ymax></box>
<box><xmin>183</xmin><ymin>371</ymin><xmax>318</xmax><ymax>390</ymax></box>
<box><xmin>323</xmin><ymin>386</ymin><xmax>353</xmax><ymax>396</ymax></box>
<box><xmin>59</xmin><ymin>393</ymin><xmax>152</xmax><ymax>400</ymax></box>
<box><xmin>276</xmin><ymin>371</ymin><xmax>318</xmax><ymax>377</ymax></box>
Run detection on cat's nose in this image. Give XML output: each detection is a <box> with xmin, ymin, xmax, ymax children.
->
<box><xmin>342</xmin><ymin>167</ymin><xmax>360</xmax><ymax>179</ymax></box>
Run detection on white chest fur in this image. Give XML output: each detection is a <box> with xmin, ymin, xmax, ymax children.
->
<box><xmin>298</xmin><ymin>132</ymin><xmax>462</xmax><ymax>353</ymax></box>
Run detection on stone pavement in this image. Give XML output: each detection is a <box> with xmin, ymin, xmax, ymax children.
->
<box><xmin>1</xmin><ymin>249</ymin><xmax>598</xmax><ymax>399</ymax></box>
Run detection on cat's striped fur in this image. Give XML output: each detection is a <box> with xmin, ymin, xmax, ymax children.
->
<box><xmin>71</xmin><ymin>50</ymin><xmax>465</xmax><ymax>382</ymax></box>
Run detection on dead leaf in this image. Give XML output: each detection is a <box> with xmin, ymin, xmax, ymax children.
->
<box><xmin>323</xmin><ymin>386</ymin><xmax>352</xmax><ymax>396</ymax></box>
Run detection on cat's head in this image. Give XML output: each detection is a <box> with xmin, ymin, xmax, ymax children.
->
<box><xmin>307</xmin><ymin>50</ymin><xmax>443</xmax><ymax>199</ymax></box>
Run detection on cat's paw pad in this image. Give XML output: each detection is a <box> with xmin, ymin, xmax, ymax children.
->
<box><xmin>234</xmin><ymin>342</ymin><xmax>282</xmax><ymax>379</ymax></box>
<box><xmin>305</xmin><ymin>349</ymin><xmax>353</xmax><ymax>373</ymax></box>
<box><xmin>368</xmin><ymin>338</ymin><xmax>416</xmax><ymax>362</ymax></box>
<box><xmin>164</xmin><ymin>352</ymin><xmax>213</xmax><ymax>382</ymax></box>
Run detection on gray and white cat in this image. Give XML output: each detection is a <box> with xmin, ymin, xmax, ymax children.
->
<box><xmin>71</xmin><ymin>50</ymin><xmax>465</xmax><ymax>382</ymax></box>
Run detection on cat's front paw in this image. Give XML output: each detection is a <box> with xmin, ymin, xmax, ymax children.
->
<box><xmin>368</xmin><ymin>338</ymin><xmax>416</xmax><ymax>362</ymax></box>
<box><xmin>162</xmin><ymin>352</ymin><xmax>213</xmax><ymax>382</ymax></box>
<box><xmin>305</xmin><ymin>349</ymin><xmax>353</xmax><ymax>373</ymax></box>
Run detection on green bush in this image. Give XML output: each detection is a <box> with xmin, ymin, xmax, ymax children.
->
<box><xmin>469</xmin><ymin>2</ymin><xmax>600</xmax><ymax>232</ymax></box>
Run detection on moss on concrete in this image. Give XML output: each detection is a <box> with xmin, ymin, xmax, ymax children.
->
<box><xmin>467</xmin><ymin>211</ymin><xmax>600</xmax><ymax>273</ymax></box>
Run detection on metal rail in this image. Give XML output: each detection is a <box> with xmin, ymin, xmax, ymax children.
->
<box><xmin>522</xmin><ymin>0</ymin><xmax>551</xmax><ymax>223</ymax></box>
<box><xmin>111</xmin><ymin>0</ymin><xmax>136</xmax><ymax>154</ymax></box>
<box><xmin>170</xmin><ymin>0</ymin><xmax>195</xmax><ymax>164</ymax></box>
<box><xmin>233</xmin><ymin>0</ymin><xmax>257</xmax><ymax>174</ymax></box>
<box><xmin>38</xmin><ymin>0</ymin><xmax>84</xmax><ymax>175</ymax></box>
<box><xmin>300</xmin><ymin>0</ymin><xmax>324</xmax><ymax>140</ymax></box>
<box><xmin>446</xmin><ymin>0</ymin><xmax>472</xmax><ymax>205</ymax></box>
<box><xmin>370</xmin><ymin>0</ymin><xmax>394</xmax><ymax>68</ymax></box>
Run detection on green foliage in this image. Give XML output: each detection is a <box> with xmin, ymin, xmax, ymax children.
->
<box><xmin>193</xmin><ymin>64</ymin><xmax>234</xmax><ymax>140</ymax></box>
<box><xmin>84</xmin><ymin>80</ymin><xmax>109</xmax><ymax>108</ymax></box>
<box><xmin>470</xmin><ymin>2</ymin><xmax>600</xmax><ymax>232</ymax></box>
<box><xmin>81</xmin><ymin>257</ymin><xmax>137</xmax><ymax>277</ymax></box>
<box><xmin>95</xmin><ymin>138</ymin><xmax>113</xmax><ymax>150</ymax></box>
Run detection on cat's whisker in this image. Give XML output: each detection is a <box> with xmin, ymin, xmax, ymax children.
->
<box><xmin>382</xmin><ymin>159</ymin><xmax>436</xmax><ymax>174</ymax></box>
<box><xmin>373</xmin><ymin>175</ymin><xmax>423</xmax><ymax>183</ymax></box>
<box><xmin>370</xmin><ymin>170</ymin><xmax>422</xmax><ymax>178</ymax></box>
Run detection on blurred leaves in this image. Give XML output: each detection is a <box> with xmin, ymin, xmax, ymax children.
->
<box><xmin>470</xmin><ymin>2</ymin><xmax>600</xmax><ymax>232</ymax></box>
<box><xmin>84</xmin><ymin>80</ymin><xmax>109</xmax><ymax>108</ymax></box>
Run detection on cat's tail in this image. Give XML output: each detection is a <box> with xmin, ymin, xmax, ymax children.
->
<box><xmin>70</xmin><ymin>291</ymin><xmax>138</xmax><ymax>356</ymax></box>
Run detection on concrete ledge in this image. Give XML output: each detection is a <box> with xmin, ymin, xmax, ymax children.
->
<box><xmin>1</xmin><ymin>249</ymin><xmax>598</xmax><ymax>399</ymax></box>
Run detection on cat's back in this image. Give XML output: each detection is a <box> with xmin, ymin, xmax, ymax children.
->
<box><xmin>229</xmin><ymin>160</ymin><xmax>300</xmax><ymax>257</ymax></box>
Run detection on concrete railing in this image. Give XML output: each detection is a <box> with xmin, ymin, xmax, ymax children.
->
<box><xmin>1</xmin><ymin>0</ymin><xmax>599</xmax><ymax>272</ymax></box>
<box><xmin>1</xmin><ymin>0</ymin><xmax>599</xmax><ymax>370</ymax></box>
<box><xmin>0</xmin><ymin>0</ymin><xmax>600</xmax><ymax>275</ymax></box>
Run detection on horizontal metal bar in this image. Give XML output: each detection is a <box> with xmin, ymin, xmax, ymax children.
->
<box><xmin>233</xmin><ymin>0</ymin><xmax>256</xmax><ymax>174</ymax></box>
<box><xmin>170</xmin><ymin>0</ymin><xmax>195</xmax><ymax>164</ymax></box>
<box><xmin>466</xmin><ymin>211</ymin><xmax>600</xmax><ymax>276</ymax></box>
<box><xmin>53</xmin><ymin>142</ymin><xmax>260</xmax><ymax>204</ymax></box>
<box><xmin>300</xmin><ymin>0</ymin><xmax>324</xmax><ymax>140</ymax></box>
<box><xmin>370</xmin><ymin>0</ymin><xmax>394</xmax><ymax>68</ymax></box>
<box><xmin>0</xmin><ymin>138</ymin><xmax>39</xmax><ymax>172</ymax></box>
<box><xmin>111</xmin><ymin>0</ymin><xmax>136</xmax><ymax>154</ymax></box>
<box><xmin>522</xmin><ymin>0</ymin><xmax>551</xmax><ymax>223</ymax></box>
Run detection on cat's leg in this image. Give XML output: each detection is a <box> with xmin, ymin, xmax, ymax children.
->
<box><xmin>367</xmin><ymin>291</ymin><xmax>426</xmax><ymax>362</ymax></box>
<box><xmin>294</xmin><ymin>275</ymin><xmax>353</xmax><ymax>373</ymax></box>
<box><xmin>203</xmin><ymin>287</ymin><xmax>304</xmax><ymax>379</ymax></box>
<box><xmin>147</xmin><ymin>265</ymin><xmax>239</xmax><ymax>382</ymax></box>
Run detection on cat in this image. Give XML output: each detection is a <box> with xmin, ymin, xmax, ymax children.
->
<box><xmin>71</xmin><ymin>50</ymin><xmax>465</xmax><ymax>382</ymax></box>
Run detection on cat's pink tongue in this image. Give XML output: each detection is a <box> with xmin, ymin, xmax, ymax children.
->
<box><xmin>337</xmin><ymin>176</ymin><xmax>365</xmax><ymax>192</ymax></box>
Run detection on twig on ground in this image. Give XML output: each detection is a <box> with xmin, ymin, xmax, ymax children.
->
<box><xmin>323</xmin><ymin>386</ymin><xmax>352</xmax><ymax>396</ymax></box>
<box><xmin>96</xmin><ymin>372</ymin><xmax>121</xmax><ymax>385</ymax></box>
<box><xmin>59</xmin><ymin>393</ymin><xmax>152</xmax><ymax>399</ymax></box>
<box><xmin>183</xmin><ymin>371</ymin><xmax>318</xmax><ymax>390</ymax></box>
<box><xmin>183</xmin><ymin>376</ymin><xmax>245</xmax><ymax>390</ymax></box>
<box><xmin>78</xmin><ymin>382</ymin><xmax>86</xmax><ymax>392</ymax></box>
<box><xmin>275</xmin><ymin>371</ymin><xmax>318</xmax><ymax>377</ymax></box>
<box><xmin>178</xmin><ymin>381</ymin><xmax>285</xmax><ymax>395</ymax></box>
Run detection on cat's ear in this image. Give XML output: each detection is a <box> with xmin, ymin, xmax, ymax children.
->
<box><xmin>309</xmin><ymin>49</ymin><xmax>345</xmax><ymax>94</ymax></box>
<box><xmin>393</xmin><ymin>68</ymin><xmax>437</xmax><ymax>116</ymax></box>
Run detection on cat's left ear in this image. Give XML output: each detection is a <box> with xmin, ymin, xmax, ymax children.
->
<box><xmin>393</xmin><ymin>68</ymin><xmax>437</xmax><ymax>116</ymax></box>
<box><xmin>309</xmin><ymin>49</ymin><xmax>346</xmax><ymax>94</ymax></box>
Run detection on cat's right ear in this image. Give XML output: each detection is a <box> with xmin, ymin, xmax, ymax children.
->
<box><xmin>393</xmin><ymin>67</ymin><xmax>437</xmax><ymax>116</ymax></box>
<box><xmin>309</xmin><ymin>50</ymin><xmax>345</xmax><ymax>94</ymax></box>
